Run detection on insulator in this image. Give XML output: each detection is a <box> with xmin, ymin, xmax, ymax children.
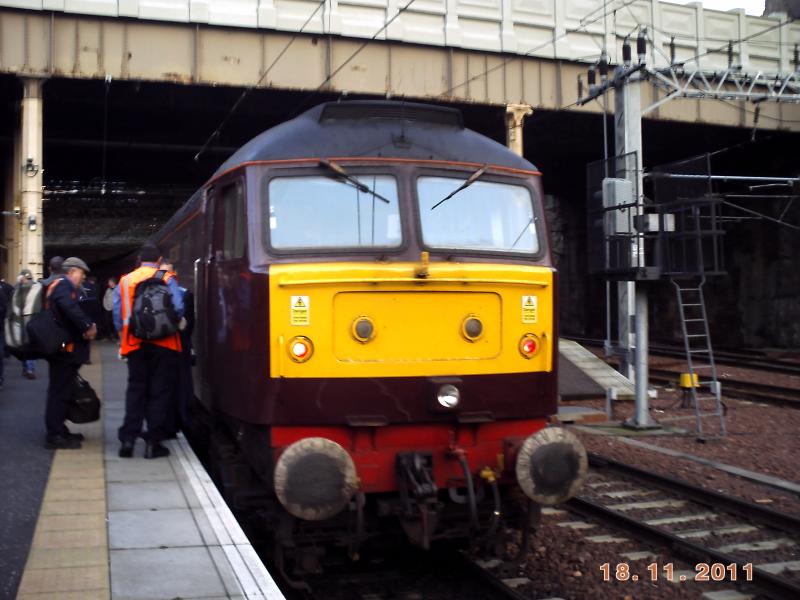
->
<box><xmin>728</xmin><ymin>41</ymin><xmax>734</xmax><ymax>68</ymax></box>
<box><xmin>577</xmin><ymin>75</ymin><xmax>584</xmax><ymax>99</ymax></box>
<box><xmin>588</xmin><ymin>65</ymin><xmax>596</xmax><ymax>86</ymax></box>
<box><xmin>622</xmin><ymin>38</ymin><xmax>632</xmax><ymax>67</ymax></box>
<box><xmin>794</xmin><ymin>43</ymin><xmax>799</xmax><ymax>73</ymax></box>
<box><xmin>599</xmin><ymin>50</ymin><xmax>609</xmax><ymax>80</ymax></box>
<box><xmin>751</xmin><ymin>102</ymin><xmax>761</xmax><ymax>142</ymax></box>
<box><xmin>636</xmin><ymin>30</ymin><xmax>647</xmax><ymax>63</ymax></box>
<box><xmin>670</xmin><ymin>36</ymin><xmax>676</xmax><ymax>66</ymax></box>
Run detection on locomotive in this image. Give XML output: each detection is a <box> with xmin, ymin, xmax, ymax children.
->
<box><xmin>154</xmin><ymin>100</ymin><xmax>587</xmax><ymax>573</ymax></box>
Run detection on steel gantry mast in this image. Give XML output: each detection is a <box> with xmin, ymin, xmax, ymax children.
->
<box><xmin>578</xmin><ymin>23</ymin><xmax>800</xmax><ymax>436</ymax></box>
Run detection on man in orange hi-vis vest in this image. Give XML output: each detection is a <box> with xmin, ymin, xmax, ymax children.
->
<box><xmin>113</xmin><ymin>243</ymin><xmax>184</xmax><ymax>459</ymax></box>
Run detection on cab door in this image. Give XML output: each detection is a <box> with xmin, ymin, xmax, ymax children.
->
<box><xmin>205</xmin><ymin>178</ymin><xmax>248</xmax><ymax>408</ymax></box>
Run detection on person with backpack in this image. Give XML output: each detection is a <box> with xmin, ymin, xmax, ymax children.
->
<box><xmin>44</xmin><ymin>257</ymin><xmax>97</xmax><ymax>449</ymax></box>
<box><xmin>113</xmin><ymin>243</ymin><xmax>184</xmax><ymax>459</ymax></box>
<box><xmin>5</xmin><ymin>269</ymin><xmax>41</xmax><ymax>379</ymax></box>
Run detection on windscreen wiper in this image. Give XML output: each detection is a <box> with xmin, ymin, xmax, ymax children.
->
<box><xmin>510</xmin><ymin>215</ymin><xmax>535</xmax><ymax>249</ymax></box>
<box><xmin>430</xmin><ymin>165</ymin><xmax>488</xmax><ymax>210</ymax></box>
<box><xmin>319</xmin><ymin>159</ymin><xmax>391</xmax><ymax>204</ymax></box>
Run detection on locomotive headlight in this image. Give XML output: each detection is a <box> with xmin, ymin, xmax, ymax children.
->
<box><xmin>519</xmin><ymin>333</ymin><xmax>540</xmax><ymax>359</ymax></box>
<box><xmin>437</xmin><ymin>384</ymin><xmax>460</xmax><ymax>408</ymax></box>
<box><xmin>288</xmin><ymin>336</ymin><xmax>314</xmax><ymax>362</ymax></box>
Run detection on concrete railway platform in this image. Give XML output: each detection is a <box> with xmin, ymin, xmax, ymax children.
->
<box><xmin>0</xmin><ymin>336</ymin><xmax>616</xmax><ymax>599</ymax></box>
<box><xmin>1</xmin><ymin>342</ymin><xmax>284</xmax><ymax>600</ymax></box>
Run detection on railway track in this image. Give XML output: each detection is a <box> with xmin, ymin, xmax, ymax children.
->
<box><xmin>296</xmin><ymin>545</ymin><xmax>530</xmax><ymax>600</ymax></box>
<box><xmin>569</xmin><ymin>337</ymin><xmax>800</xmax><ymax>378</ymax></box>
<box><xmin>566</xmin><ymin>336</ymin><xmax>800</xmax><ymax>408</ymax></box>
<box><xmin>565</xmin><ymin>454</ymin><xmax>800</xmax><ymax>599</ymax></box>
<box><xmin>648</xmin><ymin>367</ymin><xmax>800</xmax><ymax>409</ymax></box>
<box><xmin>650</xmin><ymin>345</ymin><xmax>800</xmax><ymax>378</ymax></box>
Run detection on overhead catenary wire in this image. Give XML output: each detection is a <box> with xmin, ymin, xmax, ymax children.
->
<box><xmin>447</xmin><ymin>0</ymin><xmax>791</xmax><ymax>102</ymax></box>
<box><xmin>647</xmin><ymin>15</ymin><xmax>794</xmax><ymax>69</ymax></box>
<box><xmin>444</xmin><ymin>0</ymin><xmax>641</xmax><ymax>97</ymax></box>
<box><xmin>606</xmin><ymin>12</ymin><xmax>800</xmax><ymax>125</ymax></box>
<box><xmin>581</xmin><ymin>13</ymin><xmax>800</xmax><ymax>233</ymax></box>
<box><xmin>193</xmin><ymin>0</ymin><xmax>326</xmax><ymax>162</ymax></box>
<box><xmin>636</xmin><ymin>24</ymin><xmax>800</xmax><ymax>123</ymax></box>
<box><xmin>281</xmin><ymin>0</ymin><xmax>418</xmax><ymax>120</ymax></box>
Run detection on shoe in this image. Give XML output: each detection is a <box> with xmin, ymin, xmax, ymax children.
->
<box><xmin>45</xmin><ymin>434</ymin><xmax>81</xmax><ymax>450</ymax></box>
<box><xmin>144</xmin><ymin>443</ymin><xmax>170</xmax><ymax>459</ymax></box>
<box><xmin>118</xmin><ymin>441</ymin><xmax>135</xmax><ymax>458</ymax></box>
<box><xmin>66</xmin><ymin>432</ymin><xmax>85</xmax><ymax>442</ymax></box>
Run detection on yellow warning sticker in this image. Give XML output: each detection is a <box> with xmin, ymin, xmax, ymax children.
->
<box><xmin>290</xmin><ymin>296</ymin><xmax>310</xmax><ymax>325</ymax></box>
<box><xmin>522</xmin><ymin>295</ymin><xmax>537</xmax><ymax>324</ymax></box>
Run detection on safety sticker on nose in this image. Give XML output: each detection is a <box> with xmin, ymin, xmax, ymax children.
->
<box><xmin>291</xmin><ymin>296</ymin><xmax>310</xmax><ymax>325</ymax></box>
<box><xmin>522</xmin><ymin>295</ymin><xmax>537</xmax><ymax>324</ymax></box>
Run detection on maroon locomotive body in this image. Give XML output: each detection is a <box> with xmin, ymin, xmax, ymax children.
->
<box><xmin>154</xmin><ymin>101</ymin><xmax>587</xmax><ymax>569</ymax></box>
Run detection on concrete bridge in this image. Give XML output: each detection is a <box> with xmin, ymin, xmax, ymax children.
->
<box><xmin>1</xmin><ymin>0</ymin><xmax>799</xmax><ymax>277</ymax></box>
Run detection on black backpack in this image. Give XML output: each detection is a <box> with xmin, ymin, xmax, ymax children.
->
<box><xmin>129</xmin><ymin>270</ymin><xmax>180</xmax><ymax>340</ymax></box>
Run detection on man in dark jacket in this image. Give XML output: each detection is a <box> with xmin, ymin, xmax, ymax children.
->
<box><xmin>45</xmin><ymin>256</ymin><xmax>97</xmax><ymax>449</ymax></box>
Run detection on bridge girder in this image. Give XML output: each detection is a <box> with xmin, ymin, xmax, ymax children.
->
<box><xmin>0</xmin><ymin>8</ymin><xmax>798</xmax><ymax>131</ymax></box>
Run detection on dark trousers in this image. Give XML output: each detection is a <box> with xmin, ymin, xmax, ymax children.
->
<box><xmin>118</xmin><ymin>343</ymin><xmax>178</xmax><ymax>444</ymax></box>
<box><xmin>46</xmin><ymin>359</ymin><xmax>78</xmax><ymax>437</ymax></box>
<box><xmin>103</xmin><ymin>310</ymin><xmax>118</xmax><ymax>341</ymax></box>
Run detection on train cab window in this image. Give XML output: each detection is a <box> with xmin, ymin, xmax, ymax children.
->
<box><xmin>266</xmin><ymin>175</ymin><xmax>401</xmax><ymax>250</ymax></box>
<box><xmin>216</xmin><ymin>182</ymin><xmax>246</xmax><ymax>260</ymax></box>
<box><xmin>416</xmin><ymin>177</ymin><xmax>540</xmax><ymax>254</ymax></box>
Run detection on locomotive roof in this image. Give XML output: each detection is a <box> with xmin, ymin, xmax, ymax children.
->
<box><xmin>213</xmin><ymin>100</ymin><xmax>538</xmax><ymax>176</ymax></box>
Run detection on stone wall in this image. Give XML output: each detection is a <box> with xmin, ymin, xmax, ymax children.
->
<box><xmin>549</xmin><ymin>195</ymin><xmax>800</xmax><ymax>349</ymax></box>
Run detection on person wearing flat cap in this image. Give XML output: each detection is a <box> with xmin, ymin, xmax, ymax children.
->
<box><xmin>43</xmin><ymin>256</ymin><xmax>97</xmax><ymax>449</ymax></box>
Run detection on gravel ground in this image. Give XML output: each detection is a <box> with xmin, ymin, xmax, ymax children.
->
<box><xmin>506</xmin><ymin>511</ymin><xmax>754</xmax><ymax>599</ymax></box>
<box><xmin>567</xmin><ymin>388</ymin><xmax>800</xmax><ymax>516</ymax></box>
<box><xmin>514</xmin><ymin>356</ymin><xmax>800</xmax><ymax>598</ymax></box>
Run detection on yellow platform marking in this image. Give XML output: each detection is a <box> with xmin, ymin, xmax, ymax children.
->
<box><xmin>16</xmin><ymin>345</ymin><xmax>110</xmax><ymax>600</ymax></box>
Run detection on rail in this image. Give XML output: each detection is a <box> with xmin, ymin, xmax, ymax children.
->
<box><xmin>566</xmin><ymin>453</ymin><xmax>800</xmax><ymax>600</ymax></box>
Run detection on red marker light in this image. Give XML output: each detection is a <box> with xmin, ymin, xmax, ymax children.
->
<box><xmin>519</xmin><ymin>334</ymin><xmax>540</xmax><ymax>359</ymax></box>
<box><xmin>288</xmin><ymin>336</ymin><xmax>314</xmax><ymax>362</ymax></box>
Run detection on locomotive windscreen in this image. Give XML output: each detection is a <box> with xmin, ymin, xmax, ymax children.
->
<box><xmin>417</xmin><ymin>177</ymin><xmax>541</xmax><ymax>254</ymax></box>
<box><xmin>266</xmin><ymin>175</ymin><xmax>402</xmax><ymax>250</ymax></box>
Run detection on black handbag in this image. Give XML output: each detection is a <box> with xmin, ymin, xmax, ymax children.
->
<box><xmin>68</xmin><ymin>374</ymin><xmax>101</xmax><ymax>424</ymax></box>
<box><xmin>26</xmin><ymin>309</ymin><xmax>72</xmax><ymax>357</ymax></box>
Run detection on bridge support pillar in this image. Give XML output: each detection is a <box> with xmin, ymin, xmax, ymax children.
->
<box><xmin>17</xmin><ymin>77</ymin><xmax>45</xmax><ymax>279</ymax></box>
<box><xmin>505</xmin><ymin>103</ymin><xmax>532</xmax><ymax>157</ymax></box>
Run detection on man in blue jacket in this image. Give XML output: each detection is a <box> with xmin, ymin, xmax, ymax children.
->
<box><xmin>45</xmin><ymin>257</ymin><xmax>97</xmax><ymax>449</ymax></box>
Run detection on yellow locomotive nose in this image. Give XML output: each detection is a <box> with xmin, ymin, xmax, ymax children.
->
<box><xmin>515</xmin><ymin>427</ymin><xmax>588</xmax><ymax>505</ymax></box>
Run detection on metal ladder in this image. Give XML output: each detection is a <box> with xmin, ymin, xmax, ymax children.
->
<box><xmin>671</xmin><ymin>278</ymin><xmax>726</xmax><ymax>439</ymax></box>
